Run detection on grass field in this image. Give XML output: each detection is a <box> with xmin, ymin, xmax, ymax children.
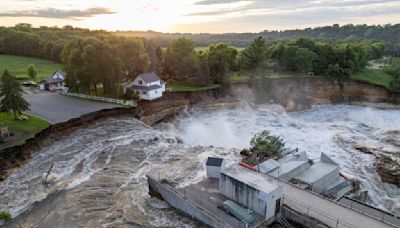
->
<box><xmin>351</xmin><ymin>69</ymin><xmax>392</xmax><ymax>90</ymax></box>
<box><xmin>0</xmin><ymin>55</ymin><xmax>63</xmax><ymax>81</ymax></box>
<box><xmin>230</xmin><ymin>71</ymin><xmax>318</xmax><ymax>83</ymax></box>
<box><xmin>0</xmin><ymin>112</ymin><xmax>50</xmax><ymax>149</ymax></box>
<box><xmin>167</xmin><ymin>83</ymin><xmax>220</xmax><ymax>92</ymax></box>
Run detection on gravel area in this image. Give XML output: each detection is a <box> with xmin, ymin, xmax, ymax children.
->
<box><xmin>24</xmin><ymin>90</ymin><xmax>124</xmax><ymax>124</ymax></box>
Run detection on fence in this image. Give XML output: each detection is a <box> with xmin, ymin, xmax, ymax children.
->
<box><xmin>338</xmin><ymin>196</ymin><xmax>400</xmax><ymax>227</ymax></box>
<box><xmin>283</xmin><ymin>195</ymin><xmax>354</xmax><ymax>228</ymax></box>
<box><xmin>60</xmin><ymin>92</ymin><xmax>137</xmax><ymax>107</ymax></box>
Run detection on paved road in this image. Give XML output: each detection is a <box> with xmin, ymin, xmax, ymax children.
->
<box><xmin>282</xmin><ymin>182</ymin><xmax>396</xmax><ymax>228</ymax></box>
<box><xmin>24</xmin><ymin>90</ymin><xmax>124</xmax><ymax>124</ymax></box>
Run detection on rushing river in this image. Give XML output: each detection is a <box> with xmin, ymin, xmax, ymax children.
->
<box><xmin>0</xmin><ymin>104</ymin><xmax>399</xmax><ymax>227</ymax></box>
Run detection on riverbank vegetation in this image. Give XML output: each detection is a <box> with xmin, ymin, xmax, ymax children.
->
<box><xmin>0</xmin><ymin>23</ymin><xmax>397</xmax><ymax>95</ymax></box>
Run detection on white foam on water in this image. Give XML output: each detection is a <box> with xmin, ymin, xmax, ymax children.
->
<box><xmin>164</xmin><ymin>104</ymin><xmax>400</xmax><ymax>214</ymax></box>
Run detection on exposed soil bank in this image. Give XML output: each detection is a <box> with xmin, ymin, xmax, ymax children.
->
<box><xmin>1</xmin><ymin>77</ymin><xmax>399</xmax><ymax>182</ymax></box>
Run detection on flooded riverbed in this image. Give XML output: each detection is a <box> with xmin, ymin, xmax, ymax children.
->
<box><xmin>1</xmin><ymin>104</ymin><xmax>399</xmax><ymax>227</ymax></box>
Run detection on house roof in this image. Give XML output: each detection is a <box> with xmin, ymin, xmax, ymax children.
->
<box><xmin>206</xmin><ymin>157</ymin><xmax>224</xmax><ymax>167</ymax></box>
<box><xmin>130</xmin><ymin>84</ymin><xmax>161</xmax><ymax>91</ymax></box>
<box><xmin>139</xmin><ymin>72</ymin><xmax>161</xmax><ymax>83</ymax></box>
<box><xmin>41</xmin><ymin>76</ymin><xmax>63</xmax><ymax>84</ymax></box>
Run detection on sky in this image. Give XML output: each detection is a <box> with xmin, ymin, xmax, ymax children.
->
<box><xmin>1</xmin><ymin>0</ymin><xmax>400</xmax><ymax>33</ymax></box>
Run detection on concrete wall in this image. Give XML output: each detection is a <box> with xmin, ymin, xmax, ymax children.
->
<box><xmin>281</xmin><ymin>162</ymin><xmax>310</xmax><ymax>181</ymax></box>
<box><xmin>147</xmin><ymin>175</ymin><xmax>233</xmax><ymax>228</ymax></box>
<box><xmin>206</xmin><ymin>165</ymin><xmax>221</xmax><ymax>179</ymax></box>
<box><xmin>271</xmin><ymin>161</ymin><xmax>310</xmax><ymax>181</ymax></box>
<box><xmin>312</xmin><ymin>167</ymin><xmax>339</xmax><ymax>194</ymax></box>
<box><xmin>282</xmin><ymin>206</ymin><xmax>328</xmax><ymax>228</ymax></box>
<box><xmin>219</xmin><ymin>173</ymin><xmax>282</xmax><ymax>220</ymax></box>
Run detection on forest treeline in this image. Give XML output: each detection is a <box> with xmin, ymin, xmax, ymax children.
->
<box><xmin>115</xmin><ymin>23</ymin><xmax>400</xmax><ymax>51</ymax></box>
<box><xmin>0</xmin><ymin>24</ymin><xmax>390</xmax><ymax>95</ymax></box>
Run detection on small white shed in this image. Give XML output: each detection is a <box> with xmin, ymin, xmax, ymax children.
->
<box><xmin>206</xmin><ymin>157</ymin><xmax>224</xmax><ymax>179</ymax></box>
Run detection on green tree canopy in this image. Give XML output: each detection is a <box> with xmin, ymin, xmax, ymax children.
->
<box><xmin>207</xmin><ymin>43</ymin><xmax>238</xmax><ymax>84</ymax></box>
<box><xmin>240</xmin><ymin>36</ymin><xmax>267</xmax><ymax>72</ymax></box>
<box><xmin>0</xmin><ymin>69</ymin><xmax>30</xmax><ymax>120</ymax></box>
<box><xmin>250</xmin><ymin>130</ymin><xmax>284</xmax><ymax>157</ymax></box>
<box><xmin>27</xmin><ymin>64</ymin><xmax>37</xmax><ymax>81</ymax></box>
<box><xmin>162</xmin><ymin>38</ymin><xmax>199</xmax><ymax>83</ymax></box>
<box><xmin>294</xmin><ymin>48</ymin><xmax>318</xmax><ymax>72</ymax></box>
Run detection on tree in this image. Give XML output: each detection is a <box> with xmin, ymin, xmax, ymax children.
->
<box><xmin>389</xmin><ymin>66</ymin><xmax>400</xmax><ymax>92</ymax></box>
<box><xmin>162</xmin><ymin>38</ymin><xmax>199</xmax><ymax>83</ymax></box>
<box><xmin>207</xmin><ymin>43</ymin><xmax>238</xmax><ymax>84</ymax></box>
<box><xmin>327</xmin><ymin>63</ymin><xmax>347</xmax><ymax>90</ymax></box>
<box><xmin>281</xmin><ymin>46</ymin><xmax>298</xmax><ymax>71</ymax></box>
<box><xmin>250</xmin><ymin>130</ymin><xmax>284</xmax><ymax>157</ymax></box>
<box><xmin>0</xmin><ymin>70</ymin><xmax>30</xmax><ymax>120</ymax></box>
<box><xmin>27</xmin><ymin>64</ymin><xmax>37</xmax><ymax>81</ymax></box>
<box><xmin>294</xmin><ymin>48</ymin><xmax>318</xmax><ymax>73</ymax></box>
<box><xmin>240</xmin><ymin>36</ymin><xmax>267</xmax><ymax>72</ymax></box>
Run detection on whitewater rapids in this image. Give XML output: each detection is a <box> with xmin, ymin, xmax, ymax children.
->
<box><xmin>0</xmin><ymin>104</ymin><xmax>399</xmax><ymax>227</ymax></box>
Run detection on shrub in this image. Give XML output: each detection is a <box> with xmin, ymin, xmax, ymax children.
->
<box><xmin>250</xmin><ymin>130</ymin><xmax>284</xmax><ymax>157</ymax></box>
<box><xmin>0</xmin><ymin>211</ymin><xmax>12</xmax><ymax>221</ymax></box>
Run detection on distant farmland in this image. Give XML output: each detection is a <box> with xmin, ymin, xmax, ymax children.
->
<box><xmin>0</xmin><ymin>55</ymin><xmax>63</xmax><ymax>80</ymax></box>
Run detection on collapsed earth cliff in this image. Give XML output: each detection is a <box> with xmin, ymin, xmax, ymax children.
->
<box><xmin>1</xmin><ymin>76</ymin><xmax>399</xmax><ymax>184</ymax></box>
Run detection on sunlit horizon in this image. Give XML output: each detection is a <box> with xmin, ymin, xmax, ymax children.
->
<box><xmin>1</xmin><ymin>0</ymin><xmax>400</xmax><ymax>33</ymax></box>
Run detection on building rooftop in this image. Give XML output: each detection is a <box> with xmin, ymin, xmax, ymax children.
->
<box><xmin>258</xmin><ymin>159</ymin><xmax>280</xmax><ymax>174</ymax></box>
<box><xmin>269</xmin><ymin>160</ymin><xmax>309</xmax><ymax>177</ymax></box>
<box><xmin>294</xmin><ymin>162</ymin><xmax>338</xmax><ymax>184</ymax></box>
<box><xmin>222</xmin><ymin>164</ymin><xmax>282</xmax><ymax>193</ymax></box>
<box><xmin>139</xmin><ymin>72</ymin><xmax>161</xmax><ymax>83</ymax></box>
<box><xmin>206</xmin><ymin>157</ymin><xmax>224</xmax><ymax>167</ymax></box>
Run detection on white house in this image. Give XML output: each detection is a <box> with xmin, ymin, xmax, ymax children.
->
<box><xmin>40</xmin><ymin>71</ymin><xmax>66</xmax><ymax>92</ymax></box>
<box><xmin>124</xmin><ymin>72</ymin><xmax>166</xmax><ymax>100</ymax></box>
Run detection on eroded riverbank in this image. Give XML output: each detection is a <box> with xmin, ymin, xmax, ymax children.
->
<box><xmin>1</xmin><ymin>77</ymin><xmax>400</xmax><ymax>226</ymax></box>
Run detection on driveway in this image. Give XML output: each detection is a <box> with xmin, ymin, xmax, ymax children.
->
<box><xmin>24</xmin><ymin>90</ymin><xmax>124</xmax><ymax>124</ymax></box>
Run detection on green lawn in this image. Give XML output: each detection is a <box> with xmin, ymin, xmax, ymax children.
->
<box><xmin>0</xmin><ymin>112</ymin><xmax>50</xmax><ymax>149</ymax></box>
<box><xmin>351</xmin><ymin>69</ymin><xmax>392</xmax><ymax>90</ymax></box>
<box><xmin>0</xmin><ymin>55</ymin><xmax>63</xmax><ymax>81</ymax></box>
<box><xmin>230</xmin><ymin>71</ymin><xmax>317</xmax><ymax>83</ymax></box>
<box><xmin>167</xmin><ymin>83</ymin><xmax>220</xmax><ymax>92</ymax></box>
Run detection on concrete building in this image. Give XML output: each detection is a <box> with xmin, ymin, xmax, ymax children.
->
<box><xmin>220</xmin><ymin>164</ymin><xmax>283</xmax><ymax>221</ymax></box>
<box><xmin>293</xmin><ymin>153</ymin><xmax>342</xmax><ymax>194</ymax></box>
<box><xmin>124</xmin><ymin>72</ymin><xmax>166</xmax><ymax>100</ymax></box>
<box><xmin>259</xmin><ymin>152</ymin><xmax>350</xmax><ymax>198</ymax></box>
<box><xmin>206</xmin><ymin>157</ymin><xmax>224</xmax><ymax>179</ymax></box>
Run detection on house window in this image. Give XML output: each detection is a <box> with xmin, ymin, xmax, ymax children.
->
<box><xmin>139</xmin><ymin>80</ymin><xmax>143</xmax><ymax>85</ymax></box>
<box><xmin>142</xmin><ymin>91</ymin><xmax>147</xmax><ymax>95</ymax></box>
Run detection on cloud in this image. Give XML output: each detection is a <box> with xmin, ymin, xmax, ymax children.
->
<box><xmin>195</xmin><ymin>0</ymin><xmax>245</xmax><ymax>5</ymax></box>
<box><xmin>0</xmin><ymin>7</ymin><xmax>115</xmax><ymax>20</ymax></box>
<box><xmin>190</xmin><ymin>0</ymin><xmax>399</xmax><ymax>17</ymax></box>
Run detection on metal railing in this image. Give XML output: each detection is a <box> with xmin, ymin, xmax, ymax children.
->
<box><xmin>338</xmin><ymin>196</ymin><xmax>400</xmax><ymax>227</ymax></box>
<box><xmin>283</xmin><ymin>195</ymin><xmax>354</xmax><ymax>228</ymax></box>
<box><xmin>60</xmin><ymin>92</ymin><xmax>137</xmax><ymax>107</ymax></box>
